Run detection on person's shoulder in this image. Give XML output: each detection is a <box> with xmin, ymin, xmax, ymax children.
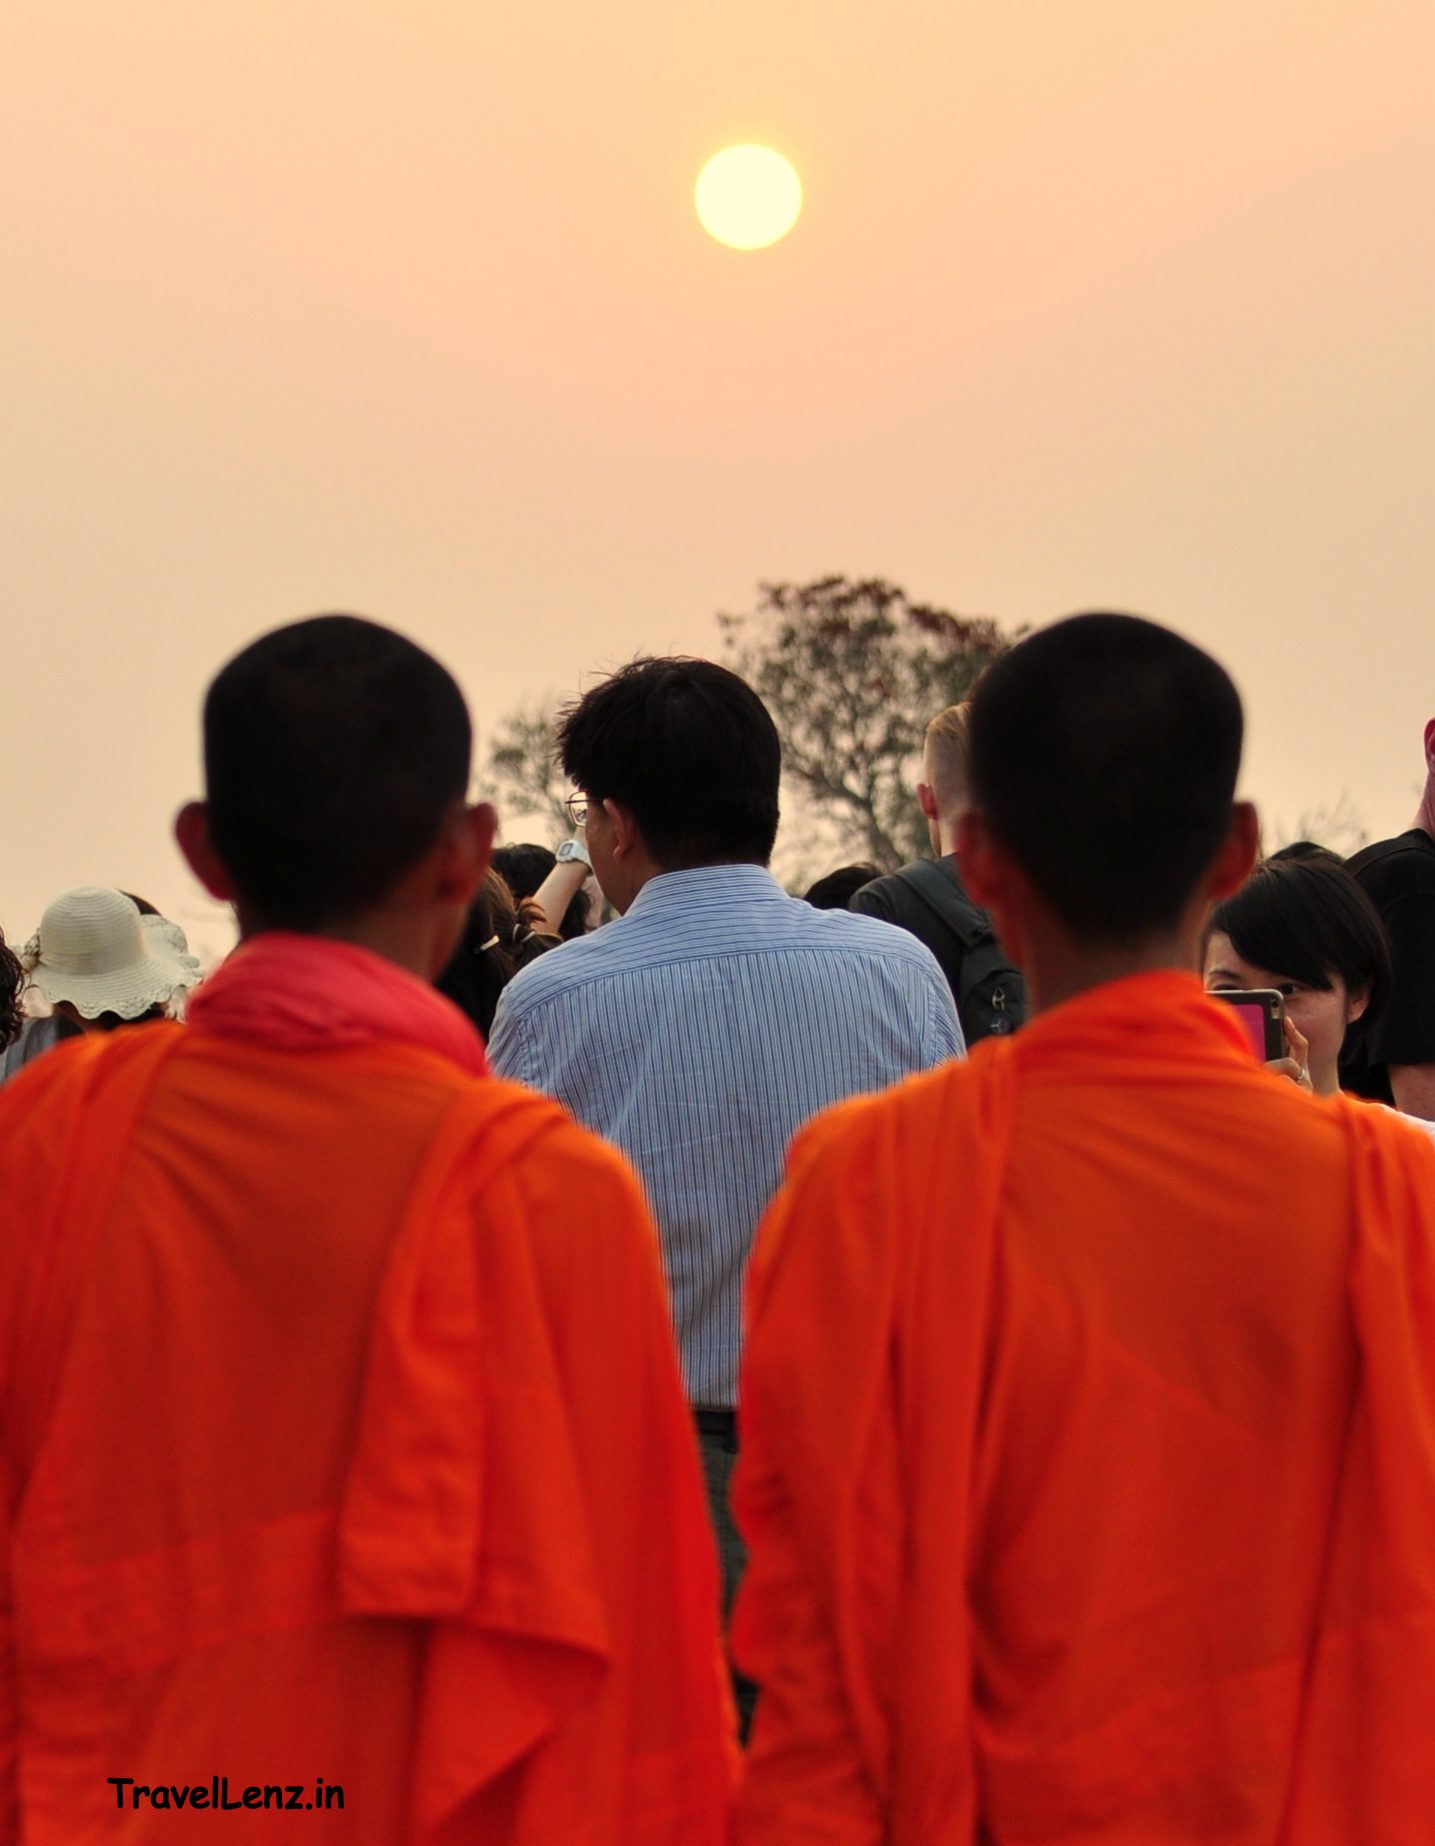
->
<box><xmin>785</xmin><ymin>892</ymin><xmax>942</xmax><ymax>968</ymax></box>
<box><xmin>0</xmin><ymin>1029</ymin><xmax>116</xmax><ymax>1127</ymax></box>
<box><xmin>847</xmin><ymin>867</ymin><xmax>903</xmax><ymax>917</ymax></box>
<box><xmin>1347</xmin><ymin>830</ymin><xmax>1435</xmax><ymax>894</ymax></box>
<box><xmin>478</xmin><ymin>1070</ymin><xmax>642</xmax><ymax>1190</ymax></box>
<box><xmin>1334</xmin><ymin>1091</ymin><xmax>1435</xmax><ymax>1157</ymax></box>
<box><xmin>495</xmin><ymin>922</ymin><xmax>628</xmax><ymax>1014</ymax></box>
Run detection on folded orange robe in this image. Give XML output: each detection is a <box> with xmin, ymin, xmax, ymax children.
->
<box><xmin>0</xmin><ymin>1018</ymin><xmax>734</xmax><ymax>1842</ymax></box>
<box><xmin>733</xmin><ymin>972</ymin><xmax>1435</xmax><ymax>1844</ymax></box>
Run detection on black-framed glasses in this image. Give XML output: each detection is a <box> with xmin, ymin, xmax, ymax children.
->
<box><xmin>564</xmin><ymin>793</ymin><xmax>589</xmax><ymax>829</ymax></box>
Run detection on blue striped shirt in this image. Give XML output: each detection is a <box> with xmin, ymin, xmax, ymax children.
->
<box><xmin>488</xmin><ymin>863</ymin><xmax>963</xmax><ymax>1403</ymax></box>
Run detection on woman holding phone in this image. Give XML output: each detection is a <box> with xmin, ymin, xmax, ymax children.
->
<box><xmin>1202</xmin><ymin>854</ymin><xmax>1391</xmax><ymax>1096</ymax></box>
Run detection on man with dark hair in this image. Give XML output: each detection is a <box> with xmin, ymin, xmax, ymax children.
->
<box><xmin>0</xmin><ymin>616</ymin><xmax>733</xmax><ymax>1843</ymax></box>
<box><xmin>735</xmin><ymin>613</ymin><xmax>1435</xmax><ymax>1843</ymax></box>
<box><xmin>489</xmin><ymin>657</ymin><xmax>961</xmax><ymax>1690</ymax></box>
<box><xmin>851</xmin><ymin>701</ymin><xmax>1029</xmax><ymax>1042</ymax></box>
<box><xmin>1338</xmin><ymin>718</ymin><xmax>1435</xmax><ymax>1118</ymax></box>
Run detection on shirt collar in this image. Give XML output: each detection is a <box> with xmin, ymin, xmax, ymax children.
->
<box><xmin>622</xmin><ymin>863</ymin><xmax>788</xmax><ymax>920</ymax></box>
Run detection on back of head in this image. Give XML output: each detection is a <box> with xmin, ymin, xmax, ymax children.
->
<box><xmin>204</xmin><ymin>614</ymin><xmax>471</xmax><ymax>930</ymax></box>
<box><xmin>923</xmin><ymin>703</ymin><xmax>973</xmax><ymax>816</ymax></box>
<box><xmin>804</xmin><ymin>863</ymin><xmax>882</xmax><ymax>909</ymax></box>
<box><xmin>1209</xmin><ymin>856</ymin><xmax>1393</xmax><ymax>1018</ymax></box>
<box><xmin>492</xmin><ymin>841</ymin><xmax>591</xmax><ymax>940</ymax></box>
<box><xmin>491</xmin><ymin>843</ymin><xmax>556</xmax><ymax>901</ymax></box>
<box><xmin>1267</xmin><ymin>840</ymin><xmax>1345</xmax><ymax>865</ymax></box>
<box><xmin>968</xmin><ymin>612</ymin><xmax>1243</xmax><ymax>944</ymax></box>
<box><xmin>559</xmin><ymin>657</ymin><xmax>781</xmax><ymax>867</ymax></box>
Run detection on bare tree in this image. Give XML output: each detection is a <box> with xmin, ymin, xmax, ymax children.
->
<box><xmin>719</xmin><ymin>577</ymin><xmax>1016</xmax><ymax>869</ymax></box>
<box><xmin>1268</xmin><ymin>791</ymin><xmax>1369</xmax><ymax>859</ymax></box>
<box><xmin>483</xmin><ymin>699</ymin><xmax>568</xmax><ymax>837</ymax></box>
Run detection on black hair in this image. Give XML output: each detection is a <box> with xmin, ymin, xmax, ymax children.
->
<box><xmin>804</xmin><ymin>863</ymin><xmax>882</xmax><ymax>909</ymax></box>
<box><xmin>435</xmin><ymin>869</ymin><xmax>515</xmax><ymax>1042</ymax></box>
<box><xmin>1207</xmin><ymin>856</ymin><xmax>1392</xmax><ymax>1019</ymax></box>
<box><xmin>968</xmin><ymin>612</ymin><xmax>1244</xmax><ymax>944</ymax></box>
<box><xmin>203</xmin><ymin>614</ymin><xmax>471</xmax><ymax>930</ymax></box>
<box><xmin>491</xmin><ymin>843</ymin><xmax>589</xmax><ymax>939</ymax></box>
<box><xmin>558</xmin><ymin>658</ymin><xmax>780</xmax><ymax>868</ymax></box>
<box><xmin>1266</xmin><ymin>840</ymin><xmax>1345</xmax><ymax>865</ymax></box>
<box><xmin>0</xmin><ymin>929</ymin><xmax>24</xmax><ymax>1051</ymax></box>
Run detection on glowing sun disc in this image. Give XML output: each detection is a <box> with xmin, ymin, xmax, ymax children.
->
<box><xmin>695</xmin><ymin>145</ymin><xmax>802</xmax><ymax>250</ymax></box>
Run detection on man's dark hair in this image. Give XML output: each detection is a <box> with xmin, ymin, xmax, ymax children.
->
<box><xmin>1266</xmin><ymin>840</ymin><xmax>1345</xmax><ymax>865</ymax></box>
<box><xmin>204</xmin><ymin>614</ymin><xmax>471</xmax><ymax>930</ymax></box>
<box><xmin>968</xmin><ymin>612</ymin><xmax>1244</xmax><ymax>944</ymax></box>
<box><xmin>558</xmin><ymin>658</ymin><xmax>781</xmax><ymax>867</ymax></box>
<box><xmin>1209</xmin><ymin>857</ymin><xmax>1393</xmax><ymax>1020</ymax></box>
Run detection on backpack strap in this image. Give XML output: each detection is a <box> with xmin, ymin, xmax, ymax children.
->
<box><xmin>894</xmin><ymin>859</ymin><xmax>994</xmax><ymax>950</ymax></box>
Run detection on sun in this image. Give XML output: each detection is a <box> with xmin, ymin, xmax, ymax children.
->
<box><xmin>695</xmin><ymin>145</ymin><xmax>802</xmax><ymax>251</ymax></box>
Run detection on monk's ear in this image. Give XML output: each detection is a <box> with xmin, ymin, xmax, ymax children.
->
<box><xmin>434</xmin><ymin>801</ymin><xmax>496</xmax><ymax>906</ymax></box>
<box><xmin>175</xmin><ymin>801</ymin><xmax>234</xmax><ymax>902</ymax></box>
<box><xmin>1205</xmin><ymin>802</ymin><xmax>1260</xmax><ymax>904</ymax></box>
<box><xmin>916</xmin><ymin>782</ymin><xmax>938</xmax><ymax>824</ymax></box>
<box><xmin>957</xmin><ymin>809</ymin><xmax>1010</xmax><ymax>910</ymax></box>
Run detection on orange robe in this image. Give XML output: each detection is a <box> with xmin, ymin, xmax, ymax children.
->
<box><xmin>0</xmin><ymin>1023</ymin><xmax>734</xmax><ymax>1843</ymax></box>
<box><xmin>733</xmin><ymin>971</ymin><xmax>1435</xmax><ymax>1844</ymax></box>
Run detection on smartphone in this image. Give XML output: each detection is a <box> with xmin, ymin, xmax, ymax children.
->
<box><xmin>1209</xmin><ymin>988</ymin><xmax>1285</xmax><ymax>1061</ymax></box>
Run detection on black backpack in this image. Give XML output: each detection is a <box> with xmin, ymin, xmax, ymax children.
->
<box><xmin>894</xmin><ymin>859</ymin><xmax>1028</xmax><ymax>1043</ymax></box>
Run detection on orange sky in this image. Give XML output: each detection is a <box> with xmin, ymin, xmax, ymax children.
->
<box><xmin>5</xmin><ymin>2</ymin><xmax>1434</xmax><ymax>957</ymax></box>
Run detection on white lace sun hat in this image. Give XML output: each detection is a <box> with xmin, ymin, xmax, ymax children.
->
<box><xmin>20</xmin><ymin>887</ymin><xmax>203</xmax><ymax>1021</ymax></box>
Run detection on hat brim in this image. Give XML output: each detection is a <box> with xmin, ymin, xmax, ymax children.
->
<box><xmin>28</xmin><ymin>921</ymin><xmax>203</xmax><ymax>1020</ymax></box>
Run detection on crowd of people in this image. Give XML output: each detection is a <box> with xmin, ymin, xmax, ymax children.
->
<box><xmin>2</xmin><ymin>608</ymin><xmax>1435</xmax><ymax>1842</ymax></box>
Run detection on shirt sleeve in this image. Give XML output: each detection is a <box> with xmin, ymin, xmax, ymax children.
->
<box><xmin>485</xmin><ymin>990</ymin><xmax>535</xmax><ymax>1087</ymax></box>
<box><xmin>921</xmin><ymin>961</ymin><xmax>965</xmax><ymax>1064</ymax></box>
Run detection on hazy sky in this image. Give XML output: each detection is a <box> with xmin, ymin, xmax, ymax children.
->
<box><xmin>6</xmin><ymin>2</ymin><xmax>1434</xmax><ymax>958</ymax></box>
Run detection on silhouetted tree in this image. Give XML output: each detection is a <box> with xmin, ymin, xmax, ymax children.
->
<box><xmin>484</xmin><ymin>699</ymin><xmax>568</xmax><ymax>837</ymax></box>
<box><xmin>483</xmin><ymin>578</ymin><xmax>1017</xmax><ymax>870</ymax></box>
<box><xmin>719</xmin><ymin>576</ymin><xmax>1015</xmax><ymax>868</ymax></box>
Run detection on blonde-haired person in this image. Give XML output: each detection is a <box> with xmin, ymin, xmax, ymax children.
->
<box><xmin>850</xmin><ymin>700</ymin><xmax>1029</xmax><ymax>1043</ymax></box>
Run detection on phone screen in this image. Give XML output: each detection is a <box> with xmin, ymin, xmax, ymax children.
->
<box><xmin>1209</xmin><ymin>989</ymin><xmax>1285</xmax><ymax>1061</ymax></box>
<box><xmin>1227</xmin><ymin>1000</ymin><xmax>1272</xmax><ymax>1061</ymax></box>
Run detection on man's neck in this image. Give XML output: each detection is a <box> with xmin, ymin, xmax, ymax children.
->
<box><xmin>1019</xmin><ymin>922</ymin><xmax>1205</xmax><ymax>1016</ymax></box>
<box><xmin>1413</xmin><ymin>780</ymin><xmax>1435</xmax><ymax>840</ymax></box>
<box><xmin>238</xmin><ymin>910</ymin><xmax>445</xmax><ymax>984</ymax></box>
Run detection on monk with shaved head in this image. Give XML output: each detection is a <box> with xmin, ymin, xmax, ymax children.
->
<box><xmin>735</xmin><ymin>612</ymin><xmax>1435</xmax><ymax>1844</ymax></box>
<box><xmin>0</xmin><ymin>614</ymin><xmax>732</xmax><ymax>1844</ymax></box>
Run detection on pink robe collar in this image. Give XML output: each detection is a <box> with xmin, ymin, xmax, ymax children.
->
<box><xmin>187</xmin><ymin>931</ymin><xmax>487</xmax><ymax>1077</ymax></box>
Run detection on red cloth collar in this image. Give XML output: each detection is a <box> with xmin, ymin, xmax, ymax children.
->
<box><xmin>187</xmin><ymin>932</ymin><xmax>487</xmax><ymax>1077</ymax></box>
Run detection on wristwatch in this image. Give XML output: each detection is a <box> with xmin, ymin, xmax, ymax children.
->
<box><xmin>555</xmin><ymin>837</ymin><xmax>591</xmax><ymax>870</ymax></box>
